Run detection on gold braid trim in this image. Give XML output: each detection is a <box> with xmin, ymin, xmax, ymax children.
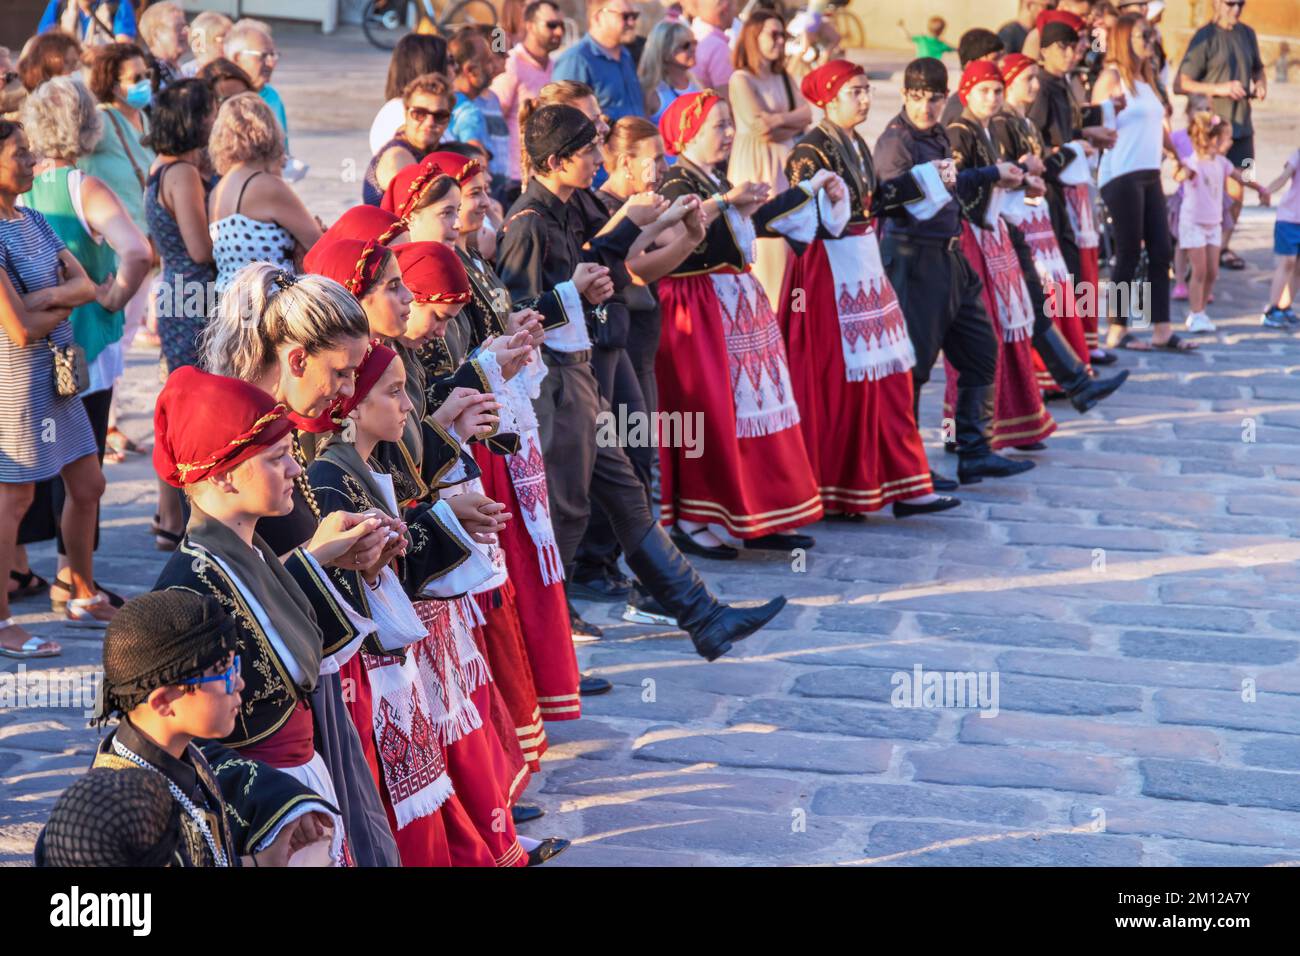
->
<box><xmin>174</xmin><ymin>406</ymin><xmax>288</xmax><ymax>481</ymax></box>
<box><xmin>347</xmin><ymin>240</ymin><xmax>381</xmax><ymax>298</ymax></box>
<box><xmin>414</xmin><ymin>290</ymin><xmax>472</xmax><ymax>304</ymax></box>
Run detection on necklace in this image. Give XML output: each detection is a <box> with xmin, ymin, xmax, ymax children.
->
<box><xmin>112</xmin><ymin>738</ymin><xmax>231</xmax><ymax>867</ymax></box>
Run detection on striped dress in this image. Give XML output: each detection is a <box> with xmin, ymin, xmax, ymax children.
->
<box><xmin>0</xmin><ymin>209</ymin><xmax>98</xmax><ymax>483</ymax></box>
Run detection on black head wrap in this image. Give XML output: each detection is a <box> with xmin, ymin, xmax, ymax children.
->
<box><xmin>97</xmin><ymin>591</ymin><xmax>238</xmax><ymax>725</ymax></box>
<box><xmin>1041</xmin><ymin>21</ymin><xmax>1081</xmax><ymax>49</ymax></box>
<box><xmin>523</xmin><ymin>103</ymin><xmax>598</xmax><ymax>172</ymax></box>
<box><xmin>39</xmin><ymin>768</ymin><xmax>180</xmax><ymax>867</ymax></box>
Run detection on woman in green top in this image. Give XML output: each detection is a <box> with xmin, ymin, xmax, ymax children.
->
<box><xmin>17</xmin><ymin>75</ymin><xmax>150</xmax><ymax>612</ymax></box>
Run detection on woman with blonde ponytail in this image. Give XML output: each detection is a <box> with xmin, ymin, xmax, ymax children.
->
<box><xmin>188</xmin><ymin>260</ymin><xmax>406</xmax><ymax>868</ymax></box>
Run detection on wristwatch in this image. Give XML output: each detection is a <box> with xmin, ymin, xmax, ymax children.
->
<box><xmin>712</xmin><ymin>191</ymin><xmax>730</xmax><ymax>212</ymax></box>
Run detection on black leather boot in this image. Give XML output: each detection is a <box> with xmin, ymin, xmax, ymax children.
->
<box><xmin>623</xmin><ymin>525</ymin><xmax>785</xmax><ymax>661</ymax></box>
<box><xmin>915</xmin><ymin>382</ymin><xmax>959</xmax><ymax>490</ymax></box>
<box><xmin>1033</xmin><ymin>324</ymin><xmax>1130</xmax><ymax>413</ymax></box>
<box><xmin>955</xmin><ymin>384</ymin><xmax>1036</xmax><ymax>484</ymax></box>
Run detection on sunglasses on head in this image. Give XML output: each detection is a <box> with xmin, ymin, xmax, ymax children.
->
<box><xmin>408</xmin><ymin>105</ymin><xmax>451</xmax><ymax>124</ymax></box>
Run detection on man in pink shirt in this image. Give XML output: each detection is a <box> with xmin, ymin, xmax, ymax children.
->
<box><xmin>689</xmin><ymin>0</ymin><xmax>734</xmax><ymax>96</ymax></box>
<box><xmin>491</xmin><ymin>0</ymin><xmax>566</xmax><ymax>203</ymax></box>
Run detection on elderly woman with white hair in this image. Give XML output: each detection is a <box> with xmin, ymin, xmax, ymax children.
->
<box><xmin>207</xmin><ymin>92</ymin><xmax>321</xmax><ymax>293</ymax></box>
<box><xmin>15</xmin><ymin>75</ymin><xmax>150</xmax><ymax>613</ymax></box>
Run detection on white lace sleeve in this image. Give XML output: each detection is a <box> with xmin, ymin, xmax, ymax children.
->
<box><xmin>904</xmin><ymin>162</ymin><xmax>955</xmax><ymax>222</ymax></box>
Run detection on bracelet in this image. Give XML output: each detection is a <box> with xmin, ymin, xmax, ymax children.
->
<box><xmin>712</xmin><ymin>192</ymin><xmax>730</xmax><ymax>212</ymax></box>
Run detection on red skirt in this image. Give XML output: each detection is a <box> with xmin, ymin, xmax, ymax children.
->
<box><xmin>473</xmin><ymin>442</ymin><xmax>578</xmax><ymax>723</ymax></box>
<box><xmin>781</xmin><ymin>238</ymin><xmax>932</xmax><ymax>512</ymax></box>
<box><xmin>339</xmin><ymin>654</ymin><xmax>494</xmax><ymax>867</ymax></box>
<box><xmin>1077</xmin><ymin>247</ymin><xmax>1101</xmax><ymax>346</ymax></box>
<box><xmin>657</xmin><ymin>270</ymin><xmax>822</xmax><ymax>538</ymax></box>
<box><xmin>944</xmin><ymin>224</ymin><xmax>1055</xmax><ymax>449</ymax></box>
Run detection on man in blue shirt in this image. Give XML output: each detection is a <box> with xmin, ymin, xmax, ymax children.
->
<box><xmin>39</xmin><ymin>0</ymin><xmax>136</xmax><ymax>43</ymax></box>
<box><xmin>552</xmin><ymin>0</ymin><xmax>645</xmax><ymax>121</ymax></box>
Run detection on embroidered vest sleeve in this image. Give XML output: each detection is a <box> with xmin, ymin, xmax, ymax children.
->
<box><xmin>280</xmin><ymin>546</ymin><xmax>360</xmax><ymax>657</ymax></box>
<box><xmin>198</xmin><ymin>740</ymin><xmax>339</xmax><ymax>858</ymax></box>
<box><xmin>154</xmin><ymin>549</ymin><xmax>300</xmax><ymax>750</ymax></box>
<box><xmin>946</xmin><ymin>118</ymin><xmax>996</xmax><ymax>224</ymax></box>
<box><xmin>300</xmin><ymin>463</ymin><xmax>374</xmax><ymax>619</ymax></box>
<box><xmin>400</xmin><ymin>499</ymin><xmax>473</xmax><ymax>596</ymax></box>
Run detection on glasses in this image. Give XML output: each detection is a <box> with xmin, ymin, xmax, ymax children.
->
<box><xmin>408</xmin><ymin>105</ymin><xmax>451</xmax><ymax>124</ymax></box>
<box><xmin>905</xmin><ymin>90</ymin><xmax>947</xmax><ymax>104</ymax></box>
<box><xmin>764</xmin><ymin>30</ymin><xmax>789</xmax><ymax>42</ymax></box>
<box><xmin>541</xmin><ymin>19</ymin><xmax>565</xmax><ymax>30</ymax></box>
<box><xmin>241</xmin><ymin>50</ymin><xmax>279</xmax><ymax>63</ymax></box>
<box><xmin>180</xmin><ymin>655</ymin><xmax>241</xmax><ymax>696</ymax></box>
<box><xmin>606</xmin><ymin>9</ymin><xmax>640</xmax><ymax>23</ymax></box>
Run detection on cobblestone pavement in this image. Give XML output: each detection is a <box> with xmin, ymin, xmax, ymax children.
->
<box><xmin>3</xmin><ymin>26</ymin><xmax>1299</xmax><ymax>866</ymax></box>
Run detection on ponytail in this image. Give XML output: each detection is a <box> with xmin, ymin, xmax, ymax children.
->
<box><xmin>200</xmin><ymin>263</ymin><xmax>370</xmax><ymax>382</ymax></box>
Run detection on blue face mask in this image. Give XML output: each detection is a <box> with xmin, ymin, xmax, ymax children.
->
<box><xmin>124</xmin><ymin>79</ymin><xmax>152</xmax><ymax>110</ymax></box>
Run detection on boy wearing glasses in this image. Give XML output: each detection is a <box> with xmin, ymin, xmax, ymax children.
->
<box><xmin>48</xmin><ymin>590</ymin><xmax>339</xmax><ymax>867</ymax></box>
<box><xmin>552</xmin><ymin>0</ymin><xmax>645</xmax><ymax>121</ymax></box>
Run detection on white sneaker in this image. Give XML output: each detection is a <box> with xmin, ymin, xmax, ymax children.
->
<box><xmin>1185</xmin><ymin>312</ymin><xmax>1216</xmax><ymax>333</ymax></box>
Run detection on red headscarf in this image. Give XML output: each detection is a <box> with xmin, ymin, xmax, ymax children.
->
<box><xmin>302</xmin><ymin>237</ymin><xmax>391</xmax><ymax>299</ymax></box>
<box><xmin>393</xmin><ymin>241</ymin><xmax>471</xmax><ymax>304</ymax></box>
<box><xmin>958</xmin><ymin>60</ymin><xmax>1004</xmax><ymax>106</ymax></box>
<box><xmin>153</xmin><ymin>366</ymin><xmax>291</xmax><ymax>487</ymax></box>
<box><xmin>323</xmin><ymin>205</ymin><xmax>407</xmax><ymax>246</ymax></box>
<box><xmin>380</xmin><ymin>152</ymin><xmax>481</xmax><ymax>219</ymax></box>
<box><xmin>658</xmin><ymin>90</ymin><xmax>721</xmax><ymax>157</ymax></box>
<box><xmin>1036</xmin><ymin>9</ymin><xmax>1086</xmax><ymax>34</ymax></box>
<box><xmin>999</xmin><ymin>53</ymin><xmax>1036</xmax><ymax>90</ymax></box>
<box><xmin>292</xmin><ymin>340</ymin><xmax>399</xmax><ymax>434</ymax></box>
<box><xmin>800</xmin><ymin>59</ymin><xmax>866</xmax><ymax>109</ymax></box>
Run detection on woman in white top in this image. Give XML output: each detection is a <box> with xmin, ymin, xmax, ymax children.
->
<box><xmin>368</xmin><ymin>34</ymin><xmax>451</xmax><ymax>155</ymax></box>
<box><xmin>208</xmin><ymin>93</ymin><xmax>321</xmax><ymax>293</ymax></box>
<box><xmin>639</xmin><ymin>19</ymin><xmax>701</xmax><ymax>124</ymax></box>
<box><xmin>727</xmin><ymin>11</ymin><xmax>811</xmax><ymax>310</ymax></box>
<box><xmin>1094</xmin><ymin>14</ymin><xmax>1195</xmax><ymax>351</ymax></box>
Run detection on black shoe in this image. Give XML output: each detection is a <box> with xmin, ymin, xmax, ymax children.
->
<box><xmin>929</xmin><ymin>470</ymin><xmax>959</xmax><ymax>492</ymax></box>
<box><xmin>568</xmin><ymin>601</ymin><xmax>603</xmax><ymax>643</ymax></box>
<box><xmin>669</xmin><ymin>524</ymin><xmax>738</xmax><ymax>560</ymax></box>
<box><xmin>892</xmin><ymin>495</ymin><xmax>961</xmax><ymax>518</ymax></box>
<box><xmin>957</xmin><ymin>452</ymin><xmax>1036</xmax><ymax>484</ymax></box>
<box><xmin>568</xmin><ymin>571</ymin><xmax>632</xmax><ymax>602</ymax></box>
<box><xmin>1089</xmin><ymin>348</ymin><xmax>1118</xmax><ymax>366</ymax></box>
<box><xmin>744</xmin><ymin>532</ymin><xmax>815</xmax><ymax>551</ymax></box>
<box><xmin>625</xmin><ymin>525</ymin><xmax>786</xmax><ymax>661</ymax></box>
<box><xmin>525</xmin><ymin>837</ymin><xmax>571</xmax><ymax>866</ymax></box>
<box><xmin>1068</xmin><ymin>368</ymin><xmax>1129</xmax><ymax>414</ymax></box>
<box><xmin>579</xmin><ymin>674</ymin><xmax>612</xmax><ymax>696</ymax></box>
<box><xmin>512</xmin><ymin>804</ymin><xmax>545</xmax><ymax>825</ymax></box>
<box><xmin>1013</xmin><ymin>442</ymin><xmax>1048</xmax><ymax>451</ymax></box>
<box><xmin>943</xmin><ymin>441</ymin><xmax>958</xmax><ymax>455</ymax></box>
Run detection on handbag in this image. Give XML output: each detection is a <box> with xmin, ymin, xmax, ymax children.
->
<box><xmin>8</xmin><ymin>257</ymin><xmax>89</xmax><ymax>397</ymax></box>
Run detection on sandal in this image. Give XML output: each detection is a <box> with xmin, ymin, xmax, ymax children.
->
<box><xmin>66</xmin><ymin>595</ymin><xmax>115</xmax><ymax>627</ymax></box>
<box><xmin>1111</xmin><ymin>332</ymin><xmax>1151</xmax><ymax>351</ymax></box>
<box><xmin>0</xmin><ymin>619</ymin><xmax>61</xmax><ymax>659</ymax></box>
<box><xmin>51</xmin><ymin>577</ymin><xmax>126</xmax><ymax>613</ymax></box>
<box><xmin>8</xmin><ymin>568</ymin><xmax>51</xmax><ymax>599</ymax></box>
<box><xmin>1219</xmin><ymin>249</ymin><xmax>1246</xmax><ymax>271</ymax></box>
<box><xmin>105</xmin><ymin>427</ymin><xmax>143</xmax><ymax>457</ymax></box>
<box><xmin>1154</xmin><ymin>332</ymin><xmax>1199</xmax><ymax>352</ymax></box>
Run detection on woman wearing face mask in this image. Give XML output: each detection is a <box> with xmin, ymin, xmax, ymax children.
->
<box><xmin>79</xmin><ymin>42</ymin><xmax>158</xmax><ymax>450</ymax></box>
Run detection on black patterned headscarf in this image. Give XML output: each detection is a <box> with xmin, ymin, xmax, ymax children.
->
<box><xmin>39</xmin><ymin>768</ymin><xmax>180</xmax><ymax>867</ymax></box>
<box><xmin>97</xmin><ymin>591</ymin><xmax>238</xmax><ymax>725</ymax></box>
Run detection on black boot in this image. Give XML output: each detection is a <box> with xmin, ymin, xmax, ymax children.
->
<box><xmin>624</xmin><ymin>525</ymin><xmax>785</xmax><ymax>661</ymax></box>
<box><xmin>954</xmin><ymin>384</ymin><xmax>1036</xmax><ymax>484</ymax></box>
<box><xmin>916</xmin><ymin>382</ymin><xmax>959</xmax><ymax>491</ymax></box>
<box><xmin>1034</xmin><ymin>324</ymin><xmax>1130</xmax><ymax>413</ymax></box>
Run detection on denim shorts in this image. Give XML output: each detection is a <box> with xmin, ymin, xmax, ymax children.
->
<box><xmin>1276</xmin><ymin>220</ymin><xmax>1300</xmax><ymax>257</ymax></box>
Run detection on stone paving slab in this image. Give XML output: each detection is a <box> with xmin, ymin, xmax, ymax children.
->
<box><xmin>3</xmin><ymin>24</ymin><xmax>1300</xmax><ymax>866</ymax></box>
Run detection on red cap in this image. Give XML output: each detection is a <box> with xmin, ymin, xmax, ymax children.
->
<box><xmin>303</xmin><ymin>237</ymin><xmax>391</xmax><ymax>299</ymax></box>
<box><xmin>999</xmin><ymin>53</ymin><xmax>1036</xmax><ymax>89</ymax></box>
<box><xmin>800</xmin><ymin>59</ymin><xmax>866</xmax><ymax>108</ymax></box>
<box><xmin>393</xmin><ymin>241</ymin><xmax>471</xmax><ymax>304</ymax></box>
<box><xmin>1036</xmin><ymin>9</ymin><xmax>1086</xmax><ymax>34</ymax></box>
<box><xmin>324</xmin><ymin>205</ymin><xmax>407</xmax><ymax>245</ymax></box>
<box><xmin>958</xmin><ymin>59</ymin><xmax>1004</xmax><ymax>105</ymax></box>
<box><xmin>657</xmin><ymin>91</ymin><xmax>721</xmax><ymax>157</ymax></box>
<box><xmin>381</xmin><ymin>152</ymin><xmax>482</xmax><ymax>219</ymax></box>
<box><xmin>153</xmin><ymin>366</ymin><xmax>291</xmax><ymax>487</ymax></box>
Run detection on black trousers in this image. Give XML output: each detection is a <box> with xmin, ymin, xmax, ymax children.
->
<box><xmin>533</xmin><ymin>349</ymin><xmax>655</xmax><ymax>572</ymax></box>
<box><xmin>881</xmin><ymin>235</ymin><xmax>998</xmax><ymax>398</ymax></box>
<box><xmin>1005</xmin><ymin>221</ymin><xmax>1062</xmax><ymax>342</ymax></box>
<box><xmin>18</xmin><ymin>386</ymin><xmax>112</xmax><ymax>555</ymax></box>
<box><xmin>574</xmin><ymin>343</ymin><xmax>655</xmax><ymax>578</ymax></box>
<box><xmin>1100</xmin><ymin>169</ymin><xmax>1171</xmax><ymax>327</ymax></box>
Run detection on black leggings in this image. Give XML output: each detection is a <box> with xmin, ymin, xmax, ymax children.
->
<box><xmin>1100</xmin><ymin>169</ymin><xmax>1171</xmax><ymax>328</ymax></box>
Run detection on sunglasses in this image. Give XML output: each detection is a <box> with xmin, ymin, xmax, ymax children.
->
<box><xmin>607</xmin><ymin>9</ymin><xmax>640</xmax><ymax>23</ymax></box>
<box><xmin>764</xmin><ymin>30</ymin><xmax>789</xmax><ymax>41</ymax></box>
<box><xmin>541</xmin><ymin>19</ymin><xmax>565</xmax><ymax>29</ymax></box>
<box><xmin>180</xmin><ymin>655</ymin><xmax>241</xmax><ymax>696</ymax></box>
<box><xmin>1224</xmin><ymin>0</ymin><xmax>1245</xmax><ymax>6</ymax></box>
<box><xmin>408</xmin><ymin>105</ymin><xmax>451</xmax><ymax>124</ymax></box>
